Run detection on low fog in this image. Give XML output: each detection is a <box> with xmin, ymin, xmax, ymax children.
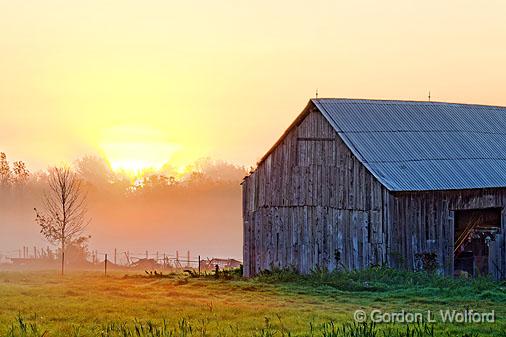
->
<box><xmin>0</xmin><ymin>154</ymin><xmax>246</xmax><ymax>263</ymax></box>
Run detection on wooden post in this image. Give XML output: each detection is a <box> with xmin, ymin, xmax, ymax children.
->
<box><xmin>198</xmin><ymin>255</ymin><xmax>201</xmax><ymax>276</ymax></box>
<box><xmin>187</xmin><ymin>250</ymin><xmax>190</xmax><ymax>268</ymax></box>
<box><xmin>156</xmin><ymin>251</ymin><xmax>159</xmax><ymax>262</ymax></box>
<box><xmin>145</xmin><ymin>250</ymin><xmax>148</xmax><ymax>259</ymax></box>
<box><xmin>33</xmin><ymin>246</ymin><xmax>37</xmax><ymax>259</ymax></box>
<box><xmin>105</xmin><ymin>254</ymin><xmax>108</xmax><ymax>277</ymax></box>
<box><xmin>114</xmin><ymin>248</ymin><xmax>117</xmax><ymax>265</ymax></box>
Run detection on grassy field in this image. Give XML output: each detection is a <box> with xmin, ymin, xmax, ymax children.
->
<box><xmin>0</xmin><ymin>268</ymin><xmax>505</xmax><ymax>336</ymax></box>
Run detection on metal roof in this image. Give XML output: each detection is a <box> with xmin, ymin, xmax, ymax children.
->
<box><xmin>312</xmin><ymin>98</ymin><xmax>506</xmax><ymax>191</ymax></box>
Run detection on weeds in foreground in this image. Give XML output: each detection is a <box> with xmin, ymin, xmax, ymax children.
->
<box><xmin>3</xmin><ymin>315</ymin><xmax>498</xmax><ymax>337</ymax></box>
<box><xmin>319</xmin><ymin>321</ymin><xmax>479</xmax><ymax>337</ymax></box>
<box><xmin>6</xmin><ymin>315</ymin><xmax>47</xmax><ymax>337</ymax></box>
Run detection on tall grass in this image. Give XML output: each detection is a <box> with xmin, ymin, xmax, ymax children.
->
<box><xmin>254</xmin><ymin>267</ymin><xmax>506</xmax><ymax>301</ymax></box>
<box><xmin>4</xmin><ymin>315</ymin><xmax>493</xmax><ymax>337</ymax></box>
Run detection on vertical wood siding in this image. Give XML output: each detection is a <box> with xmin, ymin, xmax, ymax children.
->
<box><xmin>242</xmin><ymin>106</ymin><xmax>388</xmax><ymax>276</ymax></box>
<box><xmin>392</xmin><ymin>190</ymin><xmax>506</xmax><ymax>278</ymax></box>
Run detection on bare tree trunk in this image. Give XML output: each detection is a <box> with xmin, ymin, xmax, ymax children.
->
<box><xmin>61</xmin><ymin>241</ymin><xmax>65</xmax><ymax>276</ymax></box>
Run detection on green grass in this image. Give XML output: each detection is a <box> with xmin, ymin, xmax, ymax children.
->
<box><xmin>0</xmin><ymin>268</ymin><xmax>505</xmax><ymax>336</ymax></box>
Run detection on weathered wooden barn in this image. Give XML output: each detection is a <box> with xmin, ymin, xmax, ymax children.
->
<box><xmin>242</xmin><ymin>98</ymin><xmax>506</xmax><ymax>279</ymax></box>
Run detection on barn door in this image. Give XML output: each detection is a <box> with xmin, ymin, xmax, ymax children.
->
<box><xmin>454</xmin><ymin>208</ymin><xmax>502</xmax><ymax>278</ymax></box>
<box><xmin>488</xmin><ymin>208</ymin><xmax>505</xmax><ymax>280</ymax></box>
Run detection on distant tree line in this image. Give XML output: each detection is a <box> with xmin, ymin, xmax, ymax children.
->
<box><xmin>0</xmin><ymin>151</ymin><xmax>247</xmax><ymax>268</ymax></box>
<box><xmin>0</xmin><ymin>152</ymin><xmax>247</xmax><ymax>195</ymax></box>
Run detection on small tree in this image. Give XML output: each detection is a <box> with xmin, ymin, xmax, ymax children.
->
<box><xmin>35</xmin><ymin>166</ymin><xmax>90</xmax><ymax>275</ymax></box>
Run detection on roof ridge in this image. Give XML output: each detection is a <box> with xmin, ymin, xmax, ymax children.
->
<box><xmin>312</xmin><ymin>98</ymin><xmax>506</xmax><ymax>111</ymax></box>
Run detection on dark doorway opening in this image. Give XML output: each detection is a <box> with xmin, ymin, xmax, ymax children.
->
<box><xmin>454</xmin><ymin>208</ymin><xmax>501</xmax><ymax>277</ymax></box>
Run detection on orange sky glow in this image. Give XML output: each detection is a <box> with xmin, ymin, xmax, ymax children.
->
<box><xmin>1</xmin><ymin>0</ymin><xmax>506</xmax><ymax>173</ymax></box>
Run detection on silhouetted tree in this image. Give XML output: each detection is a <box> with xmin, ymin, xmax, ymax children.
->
<box><xmin>0</xmin><ymin>152</ymin><xmax>11</xmax><ymax>187</ymax></box>
<box><xmin>12</xmin><ymin>161</ymin><xmax>29</xmax><ymax>185</ymax></box>
<box><xmin>34</xmin><ymin>166</ymin><xmax>90</xmax><ymax>275</ymax></box>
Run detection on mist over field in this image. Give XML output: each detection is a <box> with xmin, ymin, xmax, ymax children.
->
<box><xmin>0</xmin><ymin>154</ymin><xmax>245</xmax><ymax>261</ymax></box>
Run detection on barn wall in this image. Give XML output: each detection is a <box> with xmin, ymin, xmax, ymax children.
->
<box><xmin>391</xmin><ymin>190</ymin><xmax>506</xmax><ymax>279</ymax></box>
<box><xmin>243</xmin><ymin>105</ymin><xmax>388</xmax><ymax>276</ymax></box>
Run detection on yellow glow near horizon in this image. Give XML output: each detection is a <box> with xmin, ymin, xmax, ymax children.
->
<box><xmin>100</xmin><ymin>125</ymin><xmax>181</xmax><ymax>176</ymax></box>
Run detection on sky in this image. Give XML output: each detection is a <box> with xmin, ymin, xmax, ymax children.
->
<box><xmin>1</xmin><ymin>0</ymin><xmax>506</xmax><ymax>172</ymax></box>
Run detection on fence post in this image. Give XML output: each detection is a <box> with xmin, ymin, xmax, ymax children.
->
<box><xmin>105</xmin><ymin>254</ymin><xmax>108</xmax><ymax>277</ymax></box>
<box><xmin>198</xmin><ymin>255</ymin><xmax>201</xmax><ymax>276</ymax></box>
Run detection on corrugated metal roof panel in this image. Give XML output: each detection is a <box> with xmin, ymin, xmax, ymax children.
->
<box><xmin>313</xmin><ymin>98</ymin><xmax>506</xmax><ymax>191</ymax></box>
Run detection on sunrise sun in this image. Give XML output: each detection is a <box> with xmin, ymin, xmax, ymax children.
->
<box><xmin>99</xmin><ymin>125</ymin><xmax>180</xmax><ymax>176</ymax></box>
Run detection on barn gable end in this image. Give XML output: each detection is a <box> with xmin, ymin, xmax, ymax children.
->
<box><xmin>243</xmin><ymin>102</ymin><xmax>388</xmax><ymax>276</ymax></box>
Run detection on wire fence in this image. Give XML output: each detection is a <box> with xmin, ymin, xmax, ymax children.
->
<box><xmin>0</xmin><ymin>246</ymin><xmax>242</xmax><ymax>273</ymax></box>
